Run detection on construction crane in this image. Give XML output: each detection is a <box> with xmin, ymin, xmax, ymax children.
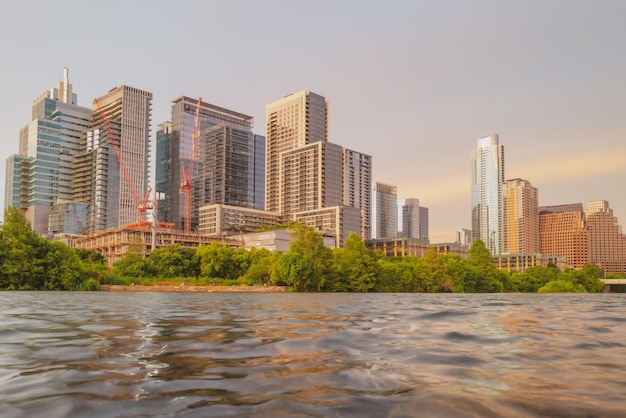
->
<box><xmin>93</xmin><ymin>98</ymin><xmax>152</xmax><ymax>224</ymax></box>
<box><xmin>180</xmin><ymin>97</ymin><xmax>202</xmax><ymax>235</ymax></box>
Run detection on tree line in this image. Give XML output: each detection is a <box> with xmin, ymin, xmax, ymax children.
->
<box><xmin>1</xmin><ymin>207</ymin><xmax>620</xmax><ymax>292</ymax></box>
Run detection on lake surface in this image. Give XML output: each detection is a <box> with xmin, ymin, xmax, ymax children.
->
<box><xmin>1</xmin><ymin>292</ymin><xmax>625</xmax><ymax>417</ymax></box>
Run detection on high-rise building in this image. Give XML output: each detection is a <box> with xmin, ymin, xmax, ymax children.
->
<box><xmin>279</xmin><ymin>141</ymin><xmax>343</xmax><ymax>217</ymax></box>
<box><xmin>501</xmin><ymin>178</ymin><xmax>539</xmax><ymax>254</ymax></box>
<box><xmin>373</xmin><ymin>182</ymin><xmax>398</xmax><ymax>239</ymax></box>
<box><xmin>265</xmin><ymin>90</ymin><xmax>328</xmax><ymax>214</ymax></box>
<box><xmin>4</xmin><ymin>68</ymin><xmax>91</xmax><ymax>235</ymax></box>
<box><xmin>402</xmin><ymin>198</ymin><xmax>429</xmax><ymax>241</ymax></box>
<box><xmin>85</xmin><ymin>85</ymin><xmax>153</xmax><ymax>232</ymax></box>
<box><xmin>163</xmin><ymin>97</ymin><xmax>255</xmax><ymax>231</ymax></box>
<box><xmin>195</xmin><ymin>125</ymin><xmax>265</xmax><ymax>211</ymax></box>
<box><xmin>343</xmin><ymin>148</ymin><xmax>372</xmax><ymax>240</ymax></box>
<box><xmin>455</xmin><ymin>228</ymin><xmax>473</xmax><ymax>247</ymax></box>
<box><xmin>155</xmin><ymin>122</ymin><xmax>172</xmax><ymax>223</ymax></box>
<box><xmin>585</xmin><ymin>200</ymin><xmax>626</xmax><ymax>273</ymax></box>
<box><xmin>471</xmin><ymin>134</ymin><xmax>505</xmax><ymax>254</ymax></box>
<box><xmin>538</xmin><ymin>203</ymin><xmax>589</xmax><ymax>269</ymax></box>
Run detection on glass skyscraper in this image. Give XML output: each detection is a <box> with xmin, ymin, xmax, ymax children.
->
<box><xmin>471</xmin><ymin>134</ymin><xmax>505</xmax><ymax>254</ymax></box>
<box><xmin>4</xmin><ymin>68</ymin><xmax>91</xmax><ymax>235</ymax></box>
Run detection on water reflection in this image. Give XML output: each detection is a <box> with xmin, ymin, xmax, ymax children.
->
<box><xmin>0</xmin><ymin>292</ymin><xmax>625</xmax><ymax>417</ymax></box>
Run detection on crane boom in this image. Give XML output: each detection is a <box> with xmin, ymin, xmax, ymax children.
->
<box><xmin>180</xmin><ymin>97</ymin><xmax>202</xmax><ymax>234</ymax></box>
<box><xmin>93</xmin><ymin>98</ymin><xmax>150</xmax><ymax>223</ymax></box>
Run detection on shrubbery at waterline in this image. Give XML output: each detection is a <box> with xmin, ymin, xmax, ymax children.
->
<box><xmin>0</xmin><ymin>208</ymin><xmax>612</xmax><ymax>292</ymax></box>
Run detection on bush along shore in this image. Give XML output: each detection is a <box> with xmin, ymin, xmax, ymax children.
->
<box><xmin>1</xmin><ymin>207</ymin><xmax>621</xmax><ymax>293</ymax></box>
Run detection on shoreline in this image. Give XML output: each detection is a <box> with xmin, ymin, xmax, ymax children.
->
<box><xmin>100</xmin><ymin>284</ymin><xmax>287</xmax><ymax>293</ymax></box>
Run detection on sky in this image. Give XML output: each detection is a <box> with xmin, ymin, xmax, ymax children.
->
<box><xmin>1</xmin><ymin>0</ymin><xmax>625</xmax><ymax>243</ymax></box>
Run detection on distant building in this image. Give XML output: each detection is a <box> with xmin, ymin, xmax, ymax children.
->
<box><xmin>501</xmin><ymin>178</ymin><xmax>539</xmax><ymax>254</ymax></box>
<box><xmin>198</xmin><ymin>204</ymin><xmax>281</xmax><ymax>237</ymax></box>
<box><xmin>455</xmin><ymin>228</ymin><xmax>472</xmax><ymax>247</ymax></box>
<box><xmin>402</xmin><ymin>198</ymin><xmax>429</xmax><ymax>241</ymax></box>
<box><xmin>373</xmin><ymin>182</ymin><xmax>398</xmax><ymax>239</ymax></box>
<box><xmin>538</xmin><ymin>203</ymin><xmax>590</xmax><ymax>269</ymax></box>
<box><xmin>585</xmin><ymin>200</ymin><xmax>626</xmax><ymax>273</ymax></box>
<box><xmin>155</xmin><ymin>122</ymin><xmax>172</xmax><ymax>223</ymax></box>
<box><xmin>366</xmin><ymin>237</ymin><xmax>430</xmax><ymax>258</ymax></box>
<box><xmin>242</xmin><ymin>229</ymin><xmax>335</xmax><ymax>253</ymax></box>
<box><xmin>493</xmin><ymin>253</ymin><xmax>567</xmax><ymax>272</ymax></box>
<box><xmin>471</xmin><ymin>134</ymin><xmax>504</xmax><ymax>254</ymax></box>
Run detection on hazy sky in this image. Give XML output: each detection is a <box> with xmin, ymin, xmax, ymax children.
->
<box><xmin>1</xmin><ymin>0</ymin><xmax>625</xmax><ymax>242</ymax></box>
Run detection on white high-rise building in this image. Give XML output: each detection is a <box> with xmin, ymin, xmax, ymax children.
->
<box><xmin>265</xmin><ymin>90</ymin><xmax>328</xmax><ymax>214</ymax></box>
<box><xmin>86</xmin><ymin>85</ymin><xmax>153</xmax><ymax>232</ymax></box>
<box><xmin>471</xmin><ymin>134</ymin><xmax>505</xmax><ymax>254</ymax></box>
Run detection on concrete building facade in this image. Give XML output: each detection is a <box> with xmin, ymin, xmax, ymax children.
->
<box><xmin>585</xmin><ymin>200</ymin><xmax>626</xmax><ymax>273</ymax></box>
<box><xmin>343</xmin><ymin>148</ymin><xmax>372</xmax><ymax>240</ymax></box>
<box><xmin>402</xmin><ymin>198</ymin><xmax>429</xmax><ymax>241</ymax></box>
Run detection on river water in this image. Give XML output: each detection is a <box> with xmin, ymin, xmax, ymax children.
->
<box><xmin>1</xmin><ymin>292</ymin><xmax>625</xmax><ymax>417</ymax></box>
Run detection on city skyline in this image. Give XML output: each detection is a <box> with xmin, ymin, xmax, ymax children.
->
<box><xmin>1</xmin><ymin>1</ymin><xmax>626</xmax><ymax>243</ymax></box>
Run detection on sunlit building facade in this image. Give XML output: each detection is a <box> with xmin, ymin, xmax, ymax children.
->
<box><xmin>373</xmin><ymin>182</ymin><xmax>398</xmax><ymax>239</ymax></box>
<box><xmin>501</xmin><ymin>178</ymin><xmax>539</xmax><ymax>254</ymax></box>
<box><xmin>471</xmin><ymin>134</ymin><xmax>505</xmax><ymax>254</ymax></box>
<box><xmin>343</xmin><ymin>148</ymin><xmax>372</xmax><ymax>240</ymax></box>
<box><xmin>538</xmin><ymin>203</ymin><xmax>589</xmax><ymax>269</ymax></box>
<box><xmin>585</xmin><ymin>200</ymin><xmax>626</xmax><ymax>273</ymax></box>
<box><xmin>86</xmin><ymin>85</ymin><xmax>152</xmax><ymax>232</ymax></box>
<box><xmin>265</xmin><ymin>90</ymin><xmax>328</xmax><ymax>214</ymax></box>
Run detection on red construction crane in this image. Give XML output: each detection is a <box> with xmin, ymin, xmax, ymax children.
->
<box><xmin>93</xmin><ymin>98</ymin><xmax>152</xmax><ymax>224</ymax></box>
<box><xmin>180</xmin><ymin>97</ymin><xmax>202</xmax><ymax>235</ymax></box>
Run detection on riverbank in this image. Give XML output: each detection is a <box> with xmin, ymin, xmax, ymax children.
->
<box><xmin>100</xmin><ymin>284</ymin><xmax>287</xmax><ymax>292</ymax></box>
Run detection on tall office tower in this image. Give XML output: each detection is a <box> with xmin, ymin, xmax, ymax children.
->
<box><xmin>471</xmin><ymin>134</ymin><xmax>505</xmax><ymax>254</ymax></box>
<box><xmin>343</xmin><ymin>148</ymin><xmax>372</xmax><ymax>240</ymax></box>
<box><xmin>196</xmin><ymin>124</ymin><xmax>265</xmax><ymax>210</ymax></box>
<box><xmin>3</xmin><ymin>68</ymin><xmax>91</xmax><ymax>234</ymax></box>
<box><xmin>163</xmin><ymin>97</ymin><xmax>254</xmax><ymax>231</ymax></box>
<box><xmin>402</xmin><ymin>198</ymin><xmax>429</xmax><ymax>241</ymax></box>
<box><xmin>265</xmin><ymin>90</ymin><xmax>328</xmax><ymax>213</ymax></box>
<box><xmin>501</xmin><ymin>178</ymin><xmax>539</xmax><ymax>254</ymax></box>
<box><xmin>538</xmin><ymin>203</ymin><xmax>589</xmax><ymax>269</ymax></box>
<box><xmin>585</xmin><ymin>200</ymin><xmax>626</xmax><ymax>273</ymax></box>
<box><xmin>373</xmin><ymin>182</ymin><xmax>398</xmax><ymax>239</ymax></box>
<box><xmin>85</xmin><ymin>85</ymin><xmax>152</xmax><ymax>232</ymax></box>
<box><xmin>155</xmin><ymin>122</ymin><xmax>172</xmax><ymax>222</ymax></box>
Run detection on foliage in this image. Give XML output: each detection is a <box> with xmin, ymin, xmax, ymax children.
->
<box><xmin>538</xmin><ymin>280</ymin><xmax>587</xmax><ymax>293</ymax></box>
<box><xmin>279</xmin><ymin>224</ymin><xmax>332</xmax><ymax>291</ymax></box>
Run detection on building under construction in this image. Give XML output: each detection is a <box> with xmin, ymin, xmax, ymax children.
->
<box><xmin>72</xmin><ymin>221</ymin><xmax>242</xmax><ymax>268</ymax></box>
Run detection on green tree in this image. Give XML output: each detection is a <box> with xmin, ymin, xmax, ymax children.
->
<box><xmin>538</xmin><ymin>279</ymin><xmax>587</xmax><ymax>293</ymax></box>
<box><xmin>279</xmin><ymin>224</ymin><xmax>331</xmax><ymax>291</ymax></box>
<box><xmin>146</xmin><ymin>244</ymin><xmax>190</xmax><ymax>278</ymax></box>
<box><xmin>196</xmin><ymin>241</ymin><xmax>237</xmax><ymax>279</ymax></box>
<box><xmin>44</xmin><ymin>241</ymin><xmax>85</xmax><ymax>290</ymax></box>
<box><xmin>465</xmin><ymin>240</ymin><xmax>504</xmax><ymax>292</ymax></box>
<box><xmin>0</xmin><ymin>207</ymin><xmax>48</xmax><ymax>289</ymax></box>
<box><xmin>113</xmin><ymin>253</ymin><xmax>147</xmax><ymax>278</ymax></box>
<box><xmin>338</xmin><ymin>233</ymin><xmax>377</xmax><ymax>292</ymax></box>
